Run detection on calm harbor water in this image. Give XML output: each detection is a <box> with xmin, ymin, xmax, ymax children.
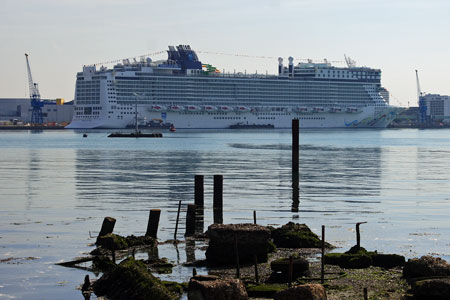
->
<box><xmin>1</xmin><ymin>128</ymin><xmax>450</xmax><ymax>299</ymax></box>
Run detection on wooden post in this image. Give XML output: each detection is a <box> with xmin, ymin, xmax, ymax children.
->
<box><xmin>185</xmin><ymin>204</ymin><xmax>196</xmax><ymax>236</ymax></box>
<box><xmin>81</xmin><ymin>275</ymin><xmax>90</xmax><ymax>292</ymax></box>
<box><xmin>253</xmin><ymin>255</ymin><xmax>259</xmax><ymax>283</ymax></box>
<box><xmin>363</xmin><ymin>287</ymin><xmax>368</xmax><ymax>300</ymax></box>
<box><xmin>234</xmin><ymin>234</ymin><xmax>240</xmax><ymax>278</ymax></box>
<box><xmin>288</xmin><ymin>256</ymin><xmax>294</xmax><ymax>287</ymax></box>
<box><xmin>174</xmin><ymin>200</ymin><xmax>182</xmax><ymax>240</ymax></box>
<box><xmin>194</xmin><ymin>175</ymin><xmax>204</xmax><ymax>234</ymax></box>
<box><xmin>356</xmin><ymin>222</ymin><xmax>367</xmax><ymax>249</ymax></box>
<box><xmin>97</xmin><ymin>217</ymin><xmax>116</xmax><ymax>240</ymax></box>
<box><xmin>213</xmin><ymin>175</ymin><xmax>223</xmax><ymax>224</ymax></box>
<box><xmin>111</xmin><ymin>249</ymin><xmax>116</xmax><ymax>264</ymax></box>
<box><xmin>193</xmin><ymin>267</ymin><xmax>197</xmax><ymax>276</ymax></box>
<box><xmin>253</xmin><ymin>211</ymin><xmax>257</xmax><ymax>225</ymax></box>
<box><xmin>194</xmin><ymin>175</ymin><xmax>204</xmax><ymax>209</ymax></box>
<box><xmin>321</xmin><ymin>225</ymin><xmax>325</xmax><ymax>284</ymax></box>
<box><xmin>146</xmin><ymin>209</ymin><xmax>161</xmax><ymax>238</ymax></box>
<box><xmin>292</xmin><ymin>119</ymin><xmax>299</xmax><ymax>212</ymax></box>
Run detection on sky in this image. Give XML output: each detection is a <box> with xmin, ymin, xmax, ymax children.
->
<box><xmin>1</xmin><ymin>0</ymin><xmax>449</xmax><ymax>107</ymax></box>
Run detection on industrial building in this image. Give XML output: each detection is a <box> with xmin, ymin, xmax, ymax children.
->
<box><xmin>0</xmin><ymin>98</ymin><xmax>73</xmax><ymax>125</ymax></box>
<box><xmin>422</xmin><ymin>94</ymin><xmax>450</xmax><ymax>122</ymax></box>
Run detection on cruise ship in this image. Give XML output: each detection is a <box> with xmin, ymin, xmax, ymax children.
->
<box><xmin>66</xmin><ymin>45</ymin><xmax>398</xmax><ymax>129</ymax></box>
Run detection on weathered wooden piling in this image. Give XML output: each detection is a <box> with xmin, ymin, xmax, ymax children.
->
<box><xmin>193</xmin><ymin>267</ymin><xmax>197</xmax><ymax>276</ymax></box>
<box><xmin>356</xmin><ymin>222</ymin><xmax>367</xmax><ymax>248</ymax></box>
<box><xmin>194</xmin><ymin>175</ymin><xmax>204</xmax><ymax>233</ymax></box>
<box><xmin>363</xmin><ymin>287</ymin><xmax>368</xmax><ymax>300</ymax></box>
<box><xmin>81</xmin><ymin>275</ymin><xmax>90</xmax><ymax>292</ymax></box>
<box><xmin>321</xmin><ymin>225</ymin><xmax>325</xmax><ymax>284</ymax></box>
<box><xmin>213</xmin><ymin>175</ymin><xmax>223</xmax><ymax>224</ymax></box>
<box><xmin>185</xmin><ymin>204</ymin><xmax>196</xmax><ymax>236</ymax></box>
<box><xmin>292</xmin><ymin>119</ymin><xmax>300</xmax><ymax>212</ymax></box>
<box><xmin>234</xmin><ymin>234</ymin><xmax>240</xmax><ymax>278</ymax></box>
<box><xmin>288</xmin><ymin>256</ymin><xmax>294</xmax><ymax>287</ymax></box>
<box><xmin>145</xmin><ymin>209</ymin><xmax>161</xmax><ymax>238</ymax></box>
<box><xmin>174</xmin><ymin>200</ymin><xmax>182</xmax><ymax>240</ymax></box>
<box><xmin>194</xmin><ymin>175</ymin><xmax>204</xmax><ymax>209</ymax></box>
<box><xmin>97</xmin><ymin>217</ymin><xmax>116</xmax><ymax>239</ymax></box>
<box><xmin>253</xmin><ymin>211</ymin><xmax>257</xmax><ymax>224</ymax></box>
<box><xmin>253</xmin><ymin>254</ymin><xmax>259</xmax><ymax>283</ymax></box>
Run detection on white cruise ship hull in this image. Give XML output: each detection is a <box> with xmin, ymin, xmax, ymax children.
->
<box><xmin>67</xmin><ymin>106</ymin><xmax>398</xmax><ymax>129</ymax></box>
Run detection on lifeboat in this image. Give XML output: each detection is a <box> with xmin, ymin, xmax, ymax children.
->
<box><xmin>169</xmin><ymin>105</ymin><xmax>184</xmax><ymax>111</ymax></box>
<box><xmin>294</xmin><ymin>107</ymin><xmax>308</xmax><ymax>112</ymax></box>
<box><xmin>312</xmin><ymin>107</ymin><xmax>325</xmax><ymax>113</ymax></box>
<box><xmin>204</xmin><ymin>105</ymin><xmax>217</xmax><ymax>111</ymax></box>
<box><xmin>187</xmin><ymin>105</ymin><xmax>201</xmax><ymax>111</ymax></box>
<box><xmin>328</xmin><ymin>107</ymin><xmax>342</xmax><ymax>113</ymax></box>
<box><xmin>237</xmin><ymin>106</ymin><xmax>251</xmax><ymax>112</ymax></box>
<box><xmin>151</xmin><ymin>105</ymin><xmax>167</xmax><ymax>111</ymax></box>
<box><xmin>220</xmin><ymin>106</ymin><xmax>233</xmax><ymax>112</ymax></box>
<box><xmin>346</xmin><ymin>107</ymin><xmax>360</xmax><ymax>113</ymax></box>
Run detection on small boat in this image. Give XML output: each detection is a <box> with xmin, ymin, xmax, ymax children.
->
<box><xmin>237</xmin><ymin>106</ymin><xmax>251</xmax><ymax>112</ymax></box>
<box><xmin>151</xmin><ymin>105</ymin><xmax>167</xmax><ymax>111</ymax></box>
<box><xmin>108</xmin><ymin>132</ymin><xmax>163</xmax><ymax>138</ymax></box>
<box><xmin>204</xmin><ymin>105</ymin><xmax>217</xmax><ymax>111</ymax></box>
<box><xmin>169</xmin><ymin>124</ymin><xmax>176</xmax><ymax>132</ymax></box>
<box><xmin>169</xmin><ymin>105</ymin><xmax>184</xmax><ymax>111</ymax></box>
<box><xmin>220</xmin><ymin>106</ymin><xmax>233</xmax><ymax>112</ymax></box>
<box><xmin>187</xmin><ymin>105</ymin><xmax>201</xmax><ymax>111</ymax></box>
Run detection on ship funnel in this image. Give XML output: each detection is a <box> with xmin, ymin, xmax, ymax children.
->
<box><xmin>278</xmin><ymin>57</ymin><xmax>283</xmax><ymax>75</ymax></box>
<box><xmin>288</xmin><ymin>56</ymin><xmax>294</xmax><ymax>77</ymax></box>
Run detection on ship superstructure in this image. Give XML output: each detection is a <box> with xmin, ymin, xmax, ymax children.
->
<box><xmin>67</xmin><ymin>45</ymin><xmax>398</xmax><ymax>129</ymax></box>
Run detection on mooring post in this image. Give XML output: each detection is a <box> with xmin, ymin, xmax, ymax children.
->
<box><xmin>253</xmin><ymin>254</ymin><xmax>259</xmax><ymax>283</ymax></box>
<box><xmin>288</xmin><ymin>256</ymin><xmax>294</xmax><ymax>287</ymax></box>
<box><xmin>145</xmin><ymin>209</ymin><xmax>161</xmax><ymax>238</ymax></box>
<box><xmin>185</xmin><ymin>204</ymin><xmax>196</xmax><ymax>236</ymax></box>
<box><xmin>292</xmin><ymin>119</ymin><xmax>300</xmax><ymax>212</ymax></box>
<box><xmin>111</xmin><ymin>249</ymin><xmax>116</xmax><ymax>264</ymax></box>
<box><xmin>174</xmin><ymin>200</ymin><xmax>182</xmax><ymax>240</ymax></box>
<box><xmin>194</xmin><ymin>175</ymin><xmax>204</xmax><ymax>209</ymax></box>
<box><xmin>234</xmin><ymin>233</ymin><xmax>240</xmax><ymax>278</ymax></box>
<box><xmin>356</xmin><ymin>222</ymin><xmax>367</xmax><ymax>249</ymax></box>
<box><xmin>321</xmin><ymin>225</ymin><xmax>325</xmax><ymax>284</ymax></box>
<box><xmin>213</xmin><ymin>175</ymin><xmax>223</xmax><ymax>224</ymax></box>
<box><xmin>97</xmin><ymin>217</ymin><xmax>116</xmax><ymax>242</ymax></box>
<box><xmin>193</xmin><ymin>267</ymin><xmax>197</xmax><ymax>276</ymax></box>
<box><xmin>253</xmin><ymin>211</ymin><xmax>257</xmax><ymax>225</ymax></box>
<box><xmin>363</xmin><ymin>287</ymin><xmax>368</xmax><ymax>300</ymax></box>
<box><xmin>194</xmin><ymin>175</ymin><xmax>204</xmax><ymax>233</ymax></box>
<box><xmin>81</xmin><ymin>275</ymin><xmax>90</xmax><ymax>292</ymax></box>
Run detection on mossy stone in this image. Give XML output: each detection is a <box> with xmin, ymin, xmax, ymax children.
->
<box><xmin>246</xmin><ymin>284</ymin><xmax>285</xmax><ymax>298</ymax></box>
<box><xmin>96</xmin><ymin>233</ymin><xmax>128</xmax><ymax>250</ymax></box>
<box><xmin>93</xmin><ymin>257</ymin><xmax>177</xmax><ymax>300</ymax></box>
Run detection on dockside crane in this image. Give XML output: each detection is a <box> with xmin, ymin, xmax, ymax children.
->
<box><xmin>25</xmin><ymin>53</ymin><xmax>44</xmax><ymax>125</ymax></box>
<box><xmin>415</xmin><ymin>70</ymin><xmax>427</xmax><ymax>124</ymax></box>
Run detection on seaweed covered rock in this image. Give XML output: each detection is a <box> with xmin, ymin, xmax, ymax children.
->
<box><xmin>270</xmin><ymin>257</ymin><xmax>310</xmax><ymax>280</ymax></box>
<box><xmin>274</xmin><ymin>284</ymin><xmax>327</xmax><ymax>300</ymax></box>
<box><xmin>95</xmin><ymin>234</ymin><xmax>156</xmax><ymax>251</ymax></box>
<box><xmin>93</xmin><ymin>257</ymin><xmax>177</xmax><ymax>300</ymax></box>
<box><xmin>96</xmin><ymin>233</ymin><xmax>128</xmax><ymax>250</ymax></box>
<box><xmin>270</xmin><ymin>222</ymin><xmax>332</xmax><ymax>249</ymax></box>
<box><xmin>325</xmin><ymin>246</ymin><xmax>404</xmax><ymax>269</ymax></box>
<box><xmin>411</xmin><ymin>278</ymin><xmax>450</xmax><ymax>300</ymax></box>
<box><xmin>188</xmin><ymin>275</ymin><xmax>247</xmax><ymax>300</ymax></box>
<box><xmin>246</xmin><ymin>284</ymin><xmax>284</xmax><ymax>298</ymax></box>
<box><xmin>372</xmin><ymin>253</ymin><xmax>405</xmax><ymax>269</ymax></box>
<box><xmin>403</xmin><ymin>256</ymin><xmax>450</xmax><ymax>278</ymax></box>
<box><xmin>205</xmin><ymin>223</ymin><xmax>272</xmax><ymax>266</ymax></box>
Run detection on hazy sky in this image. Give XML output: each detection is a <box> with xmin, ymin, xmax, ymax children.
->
<box><xmin>1</xmin><ymin>0</ymin><xmax>449</xmax><ymax>107</ymax></box>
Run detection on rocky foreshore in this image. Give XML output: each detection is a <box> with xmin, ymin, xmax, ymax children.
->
<box><xmin>60</xmin><ymin>219</ymin><xmax>450</xmax><ymax>300</ymax></box>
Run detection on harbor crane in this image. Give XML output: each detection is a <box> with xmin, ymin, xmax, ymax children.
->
<box><xmin>415</xmin><ymin>70</ymin><xmax>427</xmax><ymax>124</ymax></box>
<box><xmin>25</xmin><ymin>53</ymin><xmax>44</xmax><ymax>125</ymax></box>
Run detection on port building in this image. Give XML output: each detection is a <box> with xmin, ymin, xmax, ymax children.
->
<box><xmin>422</xmin><ymin>94</ymin><xmax>450</xmax><ymax>122</ymax></box>
<box><xmin>0</xmin><ymin>98</ymin><xmax>73</xmax><ymax>125</ymax></box>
